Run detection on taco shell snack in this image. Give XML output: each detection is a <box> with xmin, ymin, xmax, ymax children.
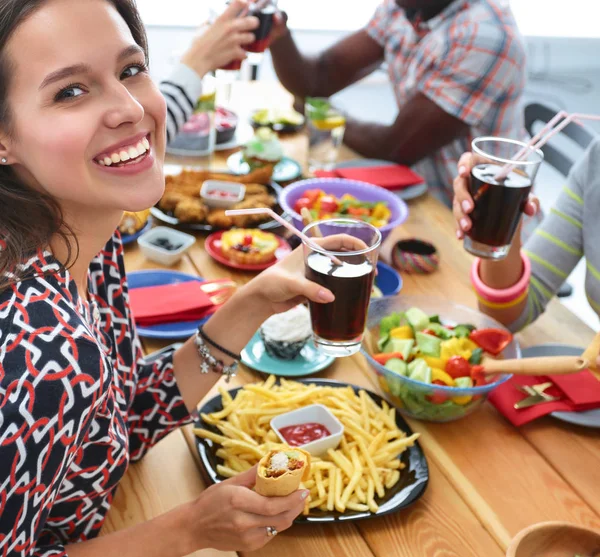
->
<box><xmin>255</xmin><ymin>448</ymin><xmax>311</xmax><ymax>497</ymax></box>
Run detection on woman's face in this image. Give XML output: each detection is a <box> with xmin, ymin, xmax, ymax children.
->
<box><xmin>2</xmin><ymin>0</ymin><xmax>167</xmax><ymax>217</ymax></box>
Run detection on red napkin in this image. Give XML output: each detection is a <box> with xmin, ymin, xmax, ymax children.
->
<box><xmin>489</xmin><ymin>370</ymin><xmax>600</xmax><ymax>427</ymax></box>
<box><xmin>129</xmin><ymin>280</ymin><xmax>233</xmax><ymax>326</ymax></box>
<box><xmin>313</xmin><ymin>170</ymin><xmax>339</xmax><ymax>178</ymax></box>
<box><xmin>336</xmin><ymin>165</ymin><xmax>424</xmax><ymax>190</ymax></box>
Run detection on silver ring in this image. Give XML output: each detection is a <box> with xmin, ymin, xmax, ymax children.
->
<box><xmin>266</xmin><ymin>526</ymin><xmax>278</xmax><ymax>537</ymax></box>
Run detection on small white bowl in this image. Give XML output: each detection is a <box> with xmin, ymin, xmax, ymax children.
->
<box><xmin>270</xmin><ymin>404</ymin><xmax>344</xmax><ymax>457</ymax></box>
<box><xmin>137</xmin><ymin>226</ymin><xmax>196</xmax><ymax>266</ymax></box>
<box><xmin>200</xmin><ymin>180</ymin><xmax>245</xmax><ymax>208</ymax></box>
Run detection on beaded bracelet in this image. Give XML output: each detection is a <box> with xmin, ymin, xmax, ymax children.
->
<box><xmin>197</xmin><ymin>325</ymin><xmax>241</xmax><ymax>360</ymax></box>
<box><xmin>194</xmin><ymin>329</ymin><xmax>239</xmax><ymax>383</ymax></box>
<box><xmin>471</xmin><ymin>251</ymin><xmax>531</xmax><ymax>304</ymax></box>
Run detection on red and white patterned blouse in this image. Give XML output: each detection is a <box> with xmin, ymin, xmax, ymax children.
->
<box><xmin>367</xmin><ymin>0</ymin><xmax>527</xmax><ymax>204</ymax></box>
<box><xmin>0</xmin><ymin>232</ymin><xmax>192</xmax><ymax>556</ymax></box>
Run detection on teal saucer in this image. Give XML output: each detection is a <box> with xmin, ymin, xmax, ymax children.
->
<box><xmin>241</xmin><ymin>332</ymin><xmax>335</xmax><ymax>377</ymax></box>
<box><xmin>227</xmin><ymin>151</ymin><xmax>303</xmax><ymax>182</ymax></box>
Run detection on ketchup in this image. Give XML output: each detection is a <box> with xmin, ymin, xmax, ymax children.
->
<box><xmin>278</xmin><ymin>423</ymin><xmax>331</xmax><ymax>447</ymax></box>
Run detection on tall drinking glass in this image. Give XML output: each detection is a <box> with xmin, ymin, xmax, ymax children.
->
<box><xmin>305</xmin><ymin>98</ymin><xmax>346</xmax><ymax>172</ymax></box>
<box><xmin>303</xmin><ymin>219</ymin><xmax>381</xmax><ymax>357</ymax></box>
<box><xmin>464</xmin><ymin>137</ymin><xmax>543</xmax><ymax>260</ymax></box>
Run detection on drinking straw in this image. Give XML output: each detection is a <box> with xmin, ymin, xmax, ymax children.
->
<box><xmin>495</xmin><ymin>112</ymin><xmax>600</xmax><ymax>181</ymax></box>
<box><xmin>225</xmin><ymin>208</ymin><xmax>340</xmax><ymax>263</ymax></box>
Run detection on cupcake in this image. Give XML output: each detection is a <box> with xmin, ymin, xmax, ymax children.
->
<box><xmin>260</xmin><ymin>304</ymin><xmax>312</xmax><ymax>360</ymax></box>
<box><xmin>243</xmin><ymin>127</ymin><xmax>283</xmax><ymax>170</ymax></box>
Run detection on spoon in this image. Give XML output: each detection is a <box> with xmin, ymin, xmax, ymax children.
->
<box><xmin>481</xmin><ymin>355</ymin><xmax>589</xmax><ymax>376</ymax></box>
<box><xmin>581</xmin><ymin>331</ymin><xmax>600</xmax><ymax>373</ymax></box>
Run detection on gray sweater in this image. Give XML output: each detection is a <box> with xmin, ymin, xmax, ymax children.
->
<box><xmin>512</xmin><ymin>138</ymin><xmax>600</xmax><ymax>331</ymax></box>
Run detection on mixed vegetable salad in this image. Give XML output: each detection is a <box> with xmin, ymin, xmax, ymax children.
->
<box><xmin>293</xmin><ymin>189</ymin><xmax>392</xmax><ymax>228</ymax></box>
<box><xmin>371</xmin><ymin>307</ymin><xmax>513</xmax><ymax>420</ymax></box>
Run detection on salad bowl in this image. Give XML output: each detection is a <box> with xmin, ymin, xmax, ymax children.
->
<box><xmin>362</xmin><ymin>295</ymin><xmax>520</xmax><ymax>422</ymax></box>
<box><xmin>278</xmin><ymin>178</ymin><xmax>408</xmax><ymax>241</ymax></box>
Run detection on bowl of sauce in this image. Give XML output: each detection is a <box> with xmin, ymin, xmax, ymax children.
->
<box><xmin>270</xmin><ymin>404</ymin><xmax>344</xmax><ymax>456</ymax></box>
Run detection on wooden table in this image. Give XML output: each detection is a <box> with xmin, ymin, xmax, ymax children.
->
<box><xmin>101</xmin><ymin>83</ymin><xmax>600</xmax><ymax>557</ymax></box>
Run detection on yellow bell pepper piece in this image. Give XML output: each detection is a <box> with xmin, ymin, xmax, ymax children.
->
<box><xmin>421</xmin><ymin>355</ymin><xmax>448</xmax><ymax>370</ymax></box>
<box><xmin>451</xmin><ymin>394</ymin><xmax>473</xmax><ymax>405</ymax></box>
<box><xmin>431</xmin><ymin>368</ymin><xmax>455</xmax><ymax>386</ymax></box>
<box><xmin>440</xmin><ymin>338</ymin><xmax>473</xmax><ymax>362</ymax></box>
<box><xmin>390</xmin><ymin>326</ymin><xmax>414</xmax><ymax>340</ymax></box>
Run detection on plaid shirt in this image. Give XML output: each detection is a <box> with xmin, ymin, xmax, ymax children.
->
<box><xmin>367</xmin><ymin>0</ymin><xmax>527</xmax><ymax>204</ymax></box>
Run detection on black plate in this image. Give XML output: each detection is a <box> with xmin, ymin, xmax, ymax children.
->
<box><xmin>194</xmin><ymin>378</ymin><xmax>429</xmax><ymax>523</ymax></box>
<box><xmin>250</xmin><ymin>111</ymin><xmax>305</xmax><ymax>134</ymax></box>
<box><xmin>150</xmin><ymin>180</ymin><xmax>285</xmax><ymax>232</ymax></box>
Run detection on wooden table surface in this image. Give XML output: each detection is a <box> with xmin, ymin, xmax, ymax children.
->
<box><xmin>101</xmin><ymin>83</ymin><xmax>600</xmax><ymax>557</ymax></box>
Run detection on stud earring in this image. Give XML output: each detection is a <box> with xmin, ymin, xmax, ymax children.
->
<box><xmin>1</xmin><ymin>158</ymin><xmax>7</xmax><ymax>164</ymax></box>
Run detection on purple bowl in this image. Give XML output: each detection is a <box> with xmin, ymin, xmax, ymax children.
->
<box><xmin>278</xmin><ymin>178</ymin><xmax>409</xmax><ymax>241</ymax></box>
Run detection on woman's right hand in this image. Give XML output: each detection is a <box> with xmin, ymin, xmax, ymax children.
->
<box><xmin>452</xmin><ymin>152</ymin><xmax>540</xmax><ymax>240</ymax></box>
<box><xmin>181</xmin><ymin>0</ymin><xmax>259</xmax><ymax>77</ymax></box>
<box><xmin>184</xmin><ymin>467</ymin><xmax>308</xmax><ymax>552</ymax></box>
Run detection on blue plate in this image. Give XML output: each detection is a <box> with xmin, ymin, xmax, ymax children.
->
<box><xmin>227</xmin><ymin>151</ymin><xmax>302</xmax><ymax>182</ymax></box>
<box><xmin>522</xmin><ymin>344</ymin><xmax>600</xmax><ymax>429</ymax></box>
<box><xmin>241</xmin><ymin>332</ymin><xmax>335</xmax><ymax>377</ymax></box>
<box><xmin>128</xmin><ymin>270</ymin><xmax>209</xmax><ymax>339</ymax></box>
<box><xmin>375</xmin><ymin>261</ymin><xmax>402</xmax><ymax>297</ymax></box>
<box><xmin>121</xmin><ymin>219</ymin><xmax>152</xmax><ymax>246</ymax></box>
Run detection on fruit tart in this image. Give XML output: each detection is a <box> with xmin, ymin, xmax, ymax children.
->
<box><xmin>221</xmin><ymin>229</ymin><xmax>279</xmax><ymax>265</ymax></box>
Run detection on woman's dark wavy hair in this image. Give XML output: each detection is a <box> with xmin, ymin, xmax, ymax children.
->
<box><xmin>0</xmin><ymin>0</ymin><xmax>148</xmax><ymax>292</ymax></box>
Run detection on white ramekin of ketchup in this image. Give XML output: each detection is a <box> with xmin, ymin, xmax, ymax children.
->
<box><xmin>270</xmin><ymin>404</ymin><xmax>344</xmax><ymax>456</ymax></box>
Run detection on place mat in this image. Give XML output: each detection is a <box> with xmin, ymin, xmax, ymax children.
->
<box><xmin>489</xmin><ymin>370</ymin><xmax>600</xmax><ymax>427</ymax></box>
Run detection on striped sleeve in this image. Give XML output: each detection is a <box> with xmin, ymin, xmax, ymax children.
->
<box><xmin>159</xmin><ymin>63</ymin><xmax>204</xmax><ymax>144</ymax></box>
<box><xmin>509</xmin><ymin>149</ymin><xmax>588</xmax><ymax>332</ymax></box>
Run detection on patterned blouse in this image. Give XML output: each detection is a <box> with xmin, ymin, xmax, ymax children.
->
<box><xmin>0</xmin><ymin>233</ymin><xmax>192</xmax><ymax>556</ymax></box>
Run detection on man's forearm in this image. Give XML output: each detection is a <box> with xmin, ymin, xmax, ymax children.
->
<box><xmin>343</xmin><ymin>117</ymin><xmax>417</xmax><ymax>166</ymax></box>
<box><xmin>270</xmin><ymin>32</ymin><xmax>321</xmax><ymax>98</ymax></box>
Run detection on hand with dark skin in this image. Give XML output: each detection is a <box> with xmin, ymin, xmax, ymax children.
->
<box><xmin>269</xmin><ymin>0</ymin><xmax>469</xmax><ymax>166</ymax></box>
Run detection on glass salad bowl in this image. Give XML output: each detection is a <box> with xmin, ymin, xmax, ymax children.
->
<box><xmin>361</xmin><ymin>295</ymin><xmax>520</xmax><ymax>422</ymax></box>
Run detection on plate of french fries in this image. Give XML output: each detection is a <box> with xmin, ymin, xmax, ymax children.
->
<box><xmin>193</xmin><ymin>377</ymin><xmax>429</xmax><ymax>522</ymax></box>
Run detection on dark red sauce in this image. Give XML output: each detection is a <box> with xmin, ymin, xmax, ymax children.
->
<box><xmin>279</xmin><ymin>422</ymin><xmax>331</xmax><ymax>446</ymax></box>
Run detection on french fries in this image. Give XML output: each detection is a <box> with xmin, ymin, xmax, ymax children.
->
<box><xmin>193</xmin><ymin>377</ymin><xmax>419</xmax><ymax>516</ymax></box>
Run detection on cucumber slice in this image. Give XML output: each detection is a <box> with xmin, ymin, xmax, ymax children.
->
<box><xmin>384</xmin><ymin>358</ymin><xmax>408</xmax><ymax>376</ymax></box>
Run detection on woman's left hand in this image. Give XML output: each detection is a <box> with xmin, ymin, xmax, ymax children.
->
<box><xmin>243</xmin><ymin>244</ymin><xmax>335</xmax><ymax>316</ymax></box>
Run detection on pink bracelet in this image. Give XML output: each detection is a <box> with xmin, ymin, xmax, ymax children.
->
<box><xmin>470</xmin><ymin>251</ymin><xmax>531</xmax><ymax>304</ymax></box>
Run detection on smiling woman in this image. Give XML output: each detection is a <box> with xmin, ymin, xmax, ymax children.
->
<box><xmin>0</xmin><ymin>0</ymin><xmax>161</xmax><ymax>292</ymax></box>
<box><xmin>0</xmin><ymin>1</ymin><xmax>336</xmax><ymax>556</ymax></box>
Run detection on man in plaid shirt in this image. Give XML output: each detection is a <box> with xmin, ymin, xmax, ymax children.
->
<box><xmin>270</xmin><ymin>0</ymin><xmax>527</xmax><ymax>205</ymax></box>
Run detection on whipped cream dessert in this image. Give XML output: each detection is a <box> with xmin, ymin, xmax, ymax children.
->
<box><xmin>244</xmin><ymin>127</ymin><xmax>283</xmax><ymax>163</ymax></box>
<box><xmin>260</xmin><ymin>304</ymin><xmax>312</xmax><ymax>360</ymax></box>
<box><xmin>261</xmin><ymin>304</ymin><xmax>312</xmax><ymax>343</ymax></box>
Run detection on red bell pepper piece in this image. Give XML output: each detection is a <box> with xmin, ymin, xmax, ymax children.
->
<box><xmin>319</xmin><ymin>195</ymin><xmax>339</xmax><ymax>213</ymax></box>
<box><xmin>426</xmin><ymin>380</ymin><xmax>449</xmax><ymax>404</ymax></box>
<box><xmin>469</xmin><ymin>328</ymin><xmax>513</xmax><ymax>356</ymax></box>
<box><xmin>373</xmin><ymin>352</ymin><xmax>404</xmax><ymax>365</ymax></box>
<box><xmin>470</xmin><ymin>364</ymin><xmax>487</xmax><ymax>386</ymax></box>
<box><xmin>303</xmin><ymin>189</ymin><xmax>322</xmax><ymax>204</ymax></box>
<box><xmin>294</xmin><ymin>197</ymin><xmax>312</xmax><ymax>213</ymax></box>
